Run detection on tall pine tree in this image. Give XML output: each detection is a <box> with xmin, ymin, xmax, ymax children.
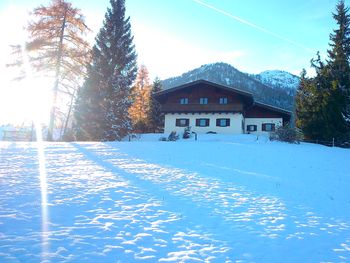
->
<box><xmin>295</xmin><ymin>69</ymin><xmax>317</xmax><ymax>138</ymax></box>
<box><xmin>74</xmin><ymin>0</ymin><xmax>137</xmax><ymax>141</ymax></box>
<box><xmin>296</xmin><ymin>1</ymin><xmax>350</xmax><ymax>142</ymax></box>
<box><xmin>149</xmin><ymin>77</ymin><xmax>164</xmax><ymax>132</ymax></box>
<box><xmin>327</xmin><ymin>0</ymin><xmax>350</xmax><ymax>135</ymax></box>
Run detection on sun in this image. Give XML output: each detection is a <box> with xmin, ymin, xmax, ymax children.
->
<box><xmin>0</xmin><ymin>5</ymin><xmax>52</xmax><ymax>127</ymax></box>
<box><xmin>0</xmin><ymin>76</ymin><xmax>52</xmax><ymax>126</ymax></box>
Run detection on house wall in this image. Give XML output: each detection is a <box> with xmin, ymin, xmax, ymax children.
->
<box><xmin>164</xmin><ymin>113</ymin><xmax>244</xmax><ymax>135</ymax></box>
<box><xmin>245</xmin><ymin>118</ymin><xmax>283</xmax><ymax>135</ymax></box>
<box><xmin>245</xmin><ymin>105</ymin><xmax>282</xmax><ymax>118</ymax></box>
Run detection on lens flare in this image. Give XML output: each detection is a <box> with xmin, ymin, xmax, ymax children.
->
<box><xmin>35</xmin><ymin>122</ymin><xmax>50</xmax><ymax>261</ymax></box>
<box><xmin>22</xmin><ymin>43</ymin><xmax>50</xmax><ymax>260</ymax></box>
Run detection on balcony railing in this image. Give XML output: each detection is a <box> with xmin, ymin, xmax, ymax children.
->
<box><xmin>161</xmin><ymin>103</ymin><xmax>243</xmax><ymax>113</ymax></box>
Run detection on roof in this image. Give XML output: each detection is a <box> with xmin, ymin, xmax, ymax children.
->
<box><xmin>154</xmin><ymin>79</ymin><xmax>254</xmax><ymax>99</ymax></box>
<box><xmin>253</xmin><ymin>101</ymin><xmax>292</xmax><ymax>116</ymax></box>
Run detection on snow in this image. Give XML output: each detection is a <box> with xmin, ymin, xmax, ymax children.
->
<box><xmin>1</xmin><ymin>135</ymin><xmax>350</xmax><ymax>262</ymax></box>
<box><xmin>255</xmin><ymin>70</ymin><xmax>300</xmax><ymax>91</ymax></box>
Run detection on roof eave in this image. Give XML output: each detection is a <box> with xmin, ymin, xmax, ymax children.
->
<box><xmin>154</xmin><ymin>79</ymin><xmax>254</xmax><ymax>99</ymax></box>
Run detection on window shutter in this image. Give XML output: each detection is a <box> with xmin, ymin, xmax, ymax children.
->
<box><xmin>196</xmin><ymin>119</ymin><xmax>200</xmax><ymax>126</ymax></box>
<box><xmin>227</xmin><ymin>119</ymin><xmax>230</xmax><ymax>126</ymax></box>
<box><xmin>262</xmin><ymin>123</ymin><xmax>266</xmax><ymax>131</ymax></box>
<box><xmin>216</xmin><ymin>119</ymin><xmax>220</xmax><ymax>126</ymax></box>
<box><xmin>177</xmin><ymin>119</ymin><xmax>189</xmax><ymax>127</ymax></box>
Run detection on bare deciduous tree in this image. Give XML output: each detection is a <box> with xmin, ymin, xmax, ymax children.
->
<box><xmin>9</xmin><ymin>0</ymin><xmax>91</xmax><ymax>140</ymax></box>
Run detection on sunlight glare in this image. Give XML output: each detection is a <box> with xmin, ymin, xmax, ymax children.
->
<box><xmin>0</xmin><ymin>5</ymin><xmax>52</xmax><ymax>126</ymax></box>
<box><xmin>22</xmin><ymin>44</ymin><xmax>51</xmax><ymax>261</ymax></box>
<box><xmin>35</xmin><ymin>120</ymin><xmax>50</xmax><ymax>262</ymax></box>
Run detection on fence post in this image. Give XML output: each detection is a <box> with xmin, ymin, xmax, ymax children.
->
<box><xmin>31</xmin><ymin>122</ymin><xmax>35</xmax><ymax>141</ymax></box>
<box><xmin>332</xmin><ymin>137</ymin><xmax>335</xmax><ymax>147</ymax></box>
<box><xmin>192</xmin><ymin>132</ymin><xmax>197</xmax><ymax>141</ymax></box>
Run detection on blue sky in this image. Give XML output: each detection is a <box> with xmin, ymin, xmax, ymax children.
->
<box><xmin>0</xmin><ymin>0</ymin><xmax>345</xmax><ymax>123</ymax></box>
<box><xmin>0</xmin><ymin>0</ymin><xmax>344</xmax><ymax>78</ymax></box>
<box><xmin>127</xmin><ymin>0</ymin><xmax>339</xmax><ymax>77</ymax></box>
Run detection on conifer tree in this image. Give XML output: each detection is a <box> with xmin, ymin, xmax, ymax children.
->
<box><xmin>74</xmin><ymin>66</ymin><xmax>105</xmax><ymax>140</ymax></box>
<box><xmin>128</xmin><ymin>65</ymin><xmax>152</xmax><ymax>133</ymax></box>
<box><xmin>309</xmin><ymin>55</ymin><xmax>334</xmax><ymax>140</ymax></box>
<box><xmin>296</xmin><ymin>1</ymin><xmax>350</xmax><ymax>142</ymax></box>
<box><xmin>149</xmin><ymin>77</ymin><xmax>164</xmax><ymax>132</ymax></box>
<box><xmin>295</xmin><ymin>69</ymin><xmax>315</xmax><ymax>138</ymax></box>
<box><xmin>327</xmin><ymin>0</ymin><xmax>350</xmax><ymax>133</ymax></box>
<box><xmin>74</xmin><ymin>0</ymin><xmax>137</xmax><ymax>141</ymax></box>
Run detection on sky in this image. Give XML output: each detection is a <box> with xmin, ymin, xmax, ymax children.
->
<box><xmin>0</xmin><ymin>0</ymin><xmax>345</xmax><ymax>124</ymax></box>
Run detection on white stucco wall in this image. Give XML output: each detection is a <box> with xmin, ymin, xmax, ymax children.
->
<box><xmin>164</xmin><ymin>113</ymin><xmax>244</xmax><ymax>135</ymax></box>
<box><xmin>245</xmin><ymin>118</ymin><xmax>283</xmax><ymax>135</ymax></box>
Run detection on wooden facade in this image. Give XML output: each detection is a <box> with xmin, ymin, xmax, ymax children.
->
<box><xmin>156</xmin><ymin>80</ymin><xmax>253</xmax><ymax>113</ymax></box>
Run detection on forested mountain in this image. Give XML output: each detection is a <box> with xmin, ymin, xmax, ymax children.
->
<box><xmin>162</xmin><ymin>63</ymin><xmax>298</xmax><ymax>110</ymax></box>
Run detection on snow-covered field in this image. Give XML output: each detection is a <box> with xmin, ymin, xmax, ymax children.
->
<box><xmin>1</xmin><ymin>134</ymin><xmax>350</xmax><ymax>262</ymax></box>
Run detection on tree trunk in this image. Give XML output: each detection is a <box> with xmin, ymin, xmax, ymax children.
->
<box><xmin>61</xmin><ymin>89</ymin><xmax>76</xmax><ymax>140</ymax></box>
<box><xmin>47</xmin><ymin>6</ymin><xmax>67</xmax><ymax>141</ymax></box>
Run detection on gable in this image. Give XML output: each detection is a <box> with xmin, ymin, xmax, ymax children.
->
<box><xmin>155</xmin><ymin>80</ymin><xmax>254</xmax><ymax>113</ymax></box>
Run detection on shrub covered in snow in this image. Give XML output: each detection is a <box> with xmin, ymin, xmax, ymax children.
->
<box><xmin>183</xmin><ymin>126</ymin><xmax>191</xmax><ymax>139</ymax></box>
<box><xmin>168</xmin><ymin>131</ymin><xmax>179</xmax><ymax>141</ymax></box>
<box><xmin>270</xmin><ymin>124</ymin><xmax>301</xmax><ymax>143</ymax></box>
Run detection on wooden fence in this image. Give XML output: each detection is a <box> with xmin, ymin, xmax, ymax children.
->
<box><xmin>2</xmin><ymin>130</ymin><xmax>34</xmax><ymax>141</ymax></box>
<box><xmin>301</xmin><ymin>138</ymin><xmax>350</xmax><ymax>148</ymax></box>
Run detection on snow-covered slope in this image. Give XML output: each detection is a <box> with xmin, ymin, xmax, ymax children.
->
<box><xmin>1</xmin><ymin>136</ymin><xmax>350</xmax><ymax>262</ymax></box>
<box><xmin>253</xmin><ymin>70</ymin><xmax>300</xmax><ymax>91</ymax></box>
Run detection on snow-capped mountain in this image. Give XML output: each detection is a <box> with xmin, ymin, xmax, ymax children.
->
<box><xmin>252</xmin><ymin>70</ymin><xmax>300</xmax><ymax>92</ymax></box>
<box><xmin>162</xmin><ymin>63</ymin><xmax>298</xmax><ymax>110</ymax></box>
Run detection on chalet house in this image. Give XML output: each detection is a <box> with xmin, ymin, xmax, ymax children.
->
<box><xmin>154</xmin><ymin>80</ymin><xmax>292</xmax><ymax>135</ymax></box>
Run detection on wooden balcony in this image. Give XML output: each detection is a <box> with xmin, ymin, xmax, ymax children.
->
<box><xmin>161</xmin><ymin>103</ymin><xmax>243</xmax><ymax>113</ymax></box>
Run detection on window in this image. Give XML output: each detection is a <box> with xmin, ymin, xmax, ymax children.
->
<box><xmin>262</xmin><ymin>123</ymin><xmax>275</xmax><ymax>132</ymax></box>
<box><xmin>219</xmin><ymin>97</ymin><xmax>228</xmax><ymax>104</ymax></box>
<box><xmin>216</xmin><ymin>118</ymin><xmax>230</xmax><ymax>127</ymax></box>
<box><xmin>176</xmin><ymin>118</ymin><xmax>189</xmax><ymax>127</ymax></box>
<box><xmin>199</xmin><ymin>98</ymin><xmax>208</xmax><ymax>104</ymax></box>
<box><xmin>196</xmin><ymin>118</ymin><xmax>210</xmax><ymax>127</ymax></box>
<box><xmin>247</xmin><ymin>125</ymin><xmax>257</xmax><ymax>132</ymax></box>
<box><xmin>180</xmin><ymin>98</ymin><xmax>188</xmax><ymax>104</ymax></box>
